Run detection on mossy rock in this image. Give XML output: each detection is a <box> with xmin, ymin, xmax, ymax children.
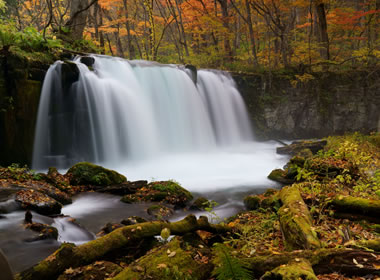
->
<box><xmin>66</xmin><ymin>162</ymin><xmax>127</xmax><ymax>186</ymax></box>
<box><xmin>57</xmin><ymin>261</ymin><xmax>122</xmax><ymax>280</ymax></box>
<box><xmin>190</xmin><ymin>197</ymin><xmax>209</xmax><ymax>210</ymax></box>
<box><xmin>121</xmin><ymin>181</ymin><xmax>193</xmax><ymax>208</ymax></box>
<box><xmin>277</xmin><ymin>140</ymin><xmax>327</xmax><ymax>156</ymax></box>
<box><xmin>147</xmin><ymin>205</ymin><xmax>174</xmax><ymax>219</ymax></box>
<box><xmin>112</xmin><ymin>237</ymin><xmax>212</xmax><ymax>280</ymax></box>
<box><xmin>268</xmin><ymin>169</ymin><xmax>295</xmax><ymax>184</ymax></box>
<box><xmin>244</xmin><ymin>195</ymin><xmax>261</xmax><ymax>210</ymax></box>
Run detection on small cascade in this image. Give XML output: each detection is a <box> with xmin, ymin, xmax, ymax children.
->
<box><xmin>32</xmin><ymin>56</ymin><xmax>254</xmax><ymax>170</ymax></box>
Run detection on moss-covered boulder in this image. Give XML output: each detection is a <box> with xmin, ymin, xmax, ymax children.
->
<box><xmin>121</xmin><ymin>181</ymin><xmax>193</xmax><ymax>208</ymax></box>
<box><xmin>268</xmin><ymin>169</ymin><xmax>295</xmax><ymax>184</ymax></box>
<box><xmin>190</xmin><ymin>197</ymin><xmax>209</xmax><ymax>210</ymax></box>
<box><xmin>111</xmin><ymin>237</ymin><xmax>212</xmax><ymax>280</ymax></box>
<box><xmin>15</xmin><ymin>189</ymin><xmax>62</xmax><ymax>215</ymax></box>
<box><xmin>66</xmin><ymin>162</ymin><xmax>127</xmax><ymax>186</ymax></box>
<box><xmin>277</xmin><ymin>140</ymin><xmax>327</xmax><ymax>156</ymax></box>
<box><xmin>244</xmin><ymin>195</ymin><xmax>261</xmax><ymax>210</ymax></box>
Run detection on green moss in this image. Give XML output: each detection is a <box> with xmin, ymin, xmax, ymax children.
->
<box><xmin>151</xmin><ymin>181</ymin><xmax>192</xmax><ymax>200</ymax></box>
<box><xmin>66</xmin><ymin>162</ymin><xmax>127</xmax><ymax>186</ymax></box>
<box><xmin>331</xmin><ymin>195</ymin><xmax>380</xmax><ymax>218</ymax></box>
<box><xmin>112</xmin><ymin>237</ymin><xmax>212</xmax><ymax>280</ymax></box>
<box><xmin>261</xmin><ymin>258</ymin><xmax>317</xmax><ymax>280</ymax></box>
<box><xmin>243</xmin><ymin>195</ymin><xmax>260</xmax><ymax>210</ymax></box>
<box><xmin>279</xmin><ymin>186</ymin><xmax>321</xmax><ymax>250</ymax></box>
<box><xmin>268</xmin><ymin>169</ymin><xmax>294</xmax><ymax>184</ymax></box>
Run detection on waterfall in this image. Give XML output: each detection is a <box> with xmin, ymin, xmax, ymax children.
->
<box><xmin>32</xmin><ymin>56</ymin><xmax>254</xmax><ymax>170</ymax></box>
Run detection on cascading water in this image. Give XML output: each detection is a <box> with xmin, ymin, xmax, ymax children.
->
<box><xmin>32</xmin><ymin>55</ymin><xmax>286</xmax><ymax>191</ymax></box>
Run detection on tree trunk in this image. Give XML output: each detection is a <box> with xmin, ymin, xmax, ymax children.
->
<box><xmin>279</xmin><ymin>186</ymin><xmax>321</xmax><ymax>250</ymax></box>
<box><xmin>314</xmin><ymin>2</ymin><xmax>330</xmax><ymax>60</ymax></box>
<box><xmin>217</xmin><ymin>0</ymin><xmax>233</xmax><ymax>61</ymax></box>
<box><xmin>245</xmin><ymin>0</ymin><xmax>258</xmax><ymax>66</ymax></box>
<box><xmin>123</xmin><ymin>0</ymin><xmax>135</xmax><ymax>59</ymax></box>
<box><xmin>66</xmin><ymin>0</ymin><xmax>90</xmax><ymax>40</ymax></box>
<box><xmin>16</xmin><ymin>215</ymin><xmax>228</xmax><ymax>280</ymax></box>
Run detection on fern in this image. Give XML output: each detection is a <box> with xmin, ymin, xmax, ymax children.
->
<box><xmin>212</xmin><ymin>243</ymin><xmax>252</xmax><ymax>280</ymax></box>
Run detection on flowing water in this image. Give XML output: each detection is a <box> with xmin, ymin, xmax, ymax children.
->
<box><xmin>1</xmin><ymin>56</ymin><xmax>289</xmax><ymax>273</ymax></box>
<box><xmin>32</xmin><ymin>55</ymin><xmax>287</xmax><ymax>191</ymax></box>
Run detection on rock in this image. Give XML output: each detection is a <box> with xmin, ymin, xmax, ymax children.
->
<box><xmin>98</xmin><ymin>180</ymin><xmax>147</xmax><ymax>195</ymax></box>
<box><xmin>80</xmin><ymin>56</ymin><xmax>95</xmax><ymax>68</ymax></box>
<box><xmin>25</xmin><ymin>222</ymin><xmax>59</xmax><ymax>241</ymax></box>
<box><xmin>97</xmin><ymin>222</ymin><xmax>123</xmax><ymax>236</ymax></box>
<box><xmin>25</xmin><ymin>210</ymin><xmax>33</xmax><ymax>223</ymax></box>
<box><xmin>57</xmin><ymin>261</ymin><xmax>122</xmax><ymax>280</ymax></box>
<box><xmin>121</xmin><ymin>181</ymin><xmax>193</xmax><ymax>208</ymax></box>
<box><xmin>121</xmin><ymin>216</ymin><xmax>147</xmax><ymax>226</ymax></box>
<box><xmin>15</xmin><ymin>189</ymin><xmax>62</xmax><ymax>215</ymax></box>
<box><xmin>66</xmin><ymin>162</ymin><xmax>127</xmax><ymax>186</ymax></box>
<box><xmin>277</xmin><ymin>140</ymin><xmax>327</xmax><ymax>155</ymax></box>
<box><xmin>244</xmin><ymin>195</ymin><xmax>261</xmax><ymax>210</ymax></box>
<box><xmin>185</xmin><ymin>64</ymin><xmax>197</xmax><ymax>84</ymax></box>
<box><xmin>147</xmin><ymin>205</ymin><xmax>174</xmax><ymax>219</ymax></box>
<box><xmin>189</xmin><ymin>197</ymin><xmax>209</xmax><ymax>210</ymax></box>
<box><xmin>268</xmin><ymin>169</ymin><xmax>295</xmax><ymax>185</ymax></box>
<box><xmin>61</xmin><ymin>61</ymin><xmax>80</xmax><ymax>87</ymax></box>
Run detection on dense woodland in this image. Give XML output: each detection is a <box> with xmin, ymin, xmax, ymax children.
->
<box><xmin>0</xmin><ymin>0</ymin><xmax>379</xmax><ymax>70</ymax></box>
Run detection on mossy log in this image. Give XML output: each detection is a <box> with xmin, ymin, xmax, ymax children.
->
<box><xmin>330</xmin><ymin>195</ymin><xmax>380</xmax><ymax>218</ymax></box>
<box><xmin>16</xmin><ymin>215</ymin><xmax>229</xmax><ymax>280</ymax></box>
<box><xmin>260</xmin><ymin>258</ymin><xmax>317</xmax><ymax>280</ymax></box>
<box><xmin>247</xmin><ymin>248</ymin><xmax>380</xmax><ymax>277</ymax></box>
<box><xmin>278</xmin><ymin>186</ymin><xmax>321</xmax><ymax>250</ymax></box>
<box><xmin>111</xmin><ymin>237</ymin><xmax>212</xmax><ymax>280</ymax></box>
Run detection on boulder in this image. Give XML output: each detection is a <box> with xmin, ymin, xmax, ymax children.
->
<box><xmin>80</xmin><ymin>56</ymin><xmax>95</xmax><ymax>68</ymax></box>
<box><xmin>120</xmin><ymin>216</ymin><xmax>147</xmax><ymax>226</ymax></box>
<box><xmin>121</xmin><ymin>181</ymin><xmax>193</xmax><ymax>208</ymax></box>
<box><xmin>268</xmin><ymin>169</ymin><xmax>295</xmax><ymax>185</ymax></box>
<box><xmin>15</xmin><ymin>189</ymin><xmax>62</xmax><ymax>215</ymax></box>
<box><xmin>66</xmin><ymin>162</ymin><xmax>127</xmax><ymax>186</ymax></box>
<box><xmin>61</xmin><ymin>61</ymin><xmax>80</xmax><ymax>87</ymax></box>
<box><xmin>98</xmin><ymin>180</ymin><xmax>147</xmax><ymax>195</ymax></box>
<box><xmin>25</xmin><ymin>222</ymin><xmax>59</xmax><ymax>241</ymax></box>
<box><xmin>147</xmin><ymin>205</ymin><xmax>174</xmax><ymax>219</ymax></box>
<box><xmin>189</xmin><ymin>197</ymin><xmax>209</xmax><ymax>210</ymax></box>
<box><xmin>243</xmin><ymin>195</ymin><xmax>261</xmax><ymax>210</ymax></box>
<box><xmin>277</xmin><ymin>140</ymin><xmax>327</xmax><ymax>155</ymax></box>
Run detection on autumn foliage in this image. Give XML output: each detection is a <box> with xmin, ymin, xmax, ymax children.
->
<box><xmin>1</xmin><ymin>0</ymin><xmax>379</xmax><ymax>70</ymax></box>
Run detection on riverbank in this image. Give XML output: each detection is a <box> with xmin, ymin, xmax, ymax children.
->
<box><xmin>1</xmin><ymin>133</ymin><xmax>379</xmax><ymax>279</ymax></box>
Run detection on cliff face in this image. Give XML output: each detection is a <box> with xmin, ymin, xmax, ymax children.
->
<box><xmin>0</xmin><ymin>54</ymin><xmax>379</xmax><ymax>166</ymax></box>
<box><xmin>0</xmin><ymin>51</ymin><xmax>52</xmax><ymax>166</ymax></box>
<box><xmin>233</xmin><ymin>69</ymin><xmax>380</xmax><ymax>140</ymax></box>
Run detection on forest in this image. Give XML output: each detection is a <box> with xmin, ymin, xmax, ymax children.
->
<box><xmin>0</xmin><ymin>1</ymin><xmax>379</xmax><ymax>280</ymax></box>
<box><xmin>0</xmin><ymin>0</ymin><xmax>379</xmax><ymax>71</ymax></box>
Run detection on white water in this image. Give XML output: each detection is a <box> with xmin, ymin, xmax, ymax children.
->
<box><xmin>32</xmin><ymin>56</ymin><xmax>287</xmax><ymax>191</ymax></box>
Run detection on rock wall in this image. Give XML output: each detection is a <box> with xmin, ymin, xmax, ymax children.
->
<box><xmin>233</xmin><ymin>69</ymin><xmax>380</xmax><ymax>140</ymax></box>
<box><xmin>0</xmin><ymin>52</ymin><xmax>51</xmax><ymax>166</ymax></box>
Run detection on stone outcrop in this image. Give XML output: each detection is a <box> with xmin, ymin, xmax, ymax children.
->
<box><xmin>233</xmin><ymin>69</ymin><xmax>380</xmax><ymax>139</ymax></box>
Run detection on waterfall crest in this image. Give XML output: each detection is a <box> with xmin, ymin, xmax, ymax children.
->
<box><xmin>32</xmin><ymin>56</ymin><xmax>253</xmax><ymax>169</ymax></box>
